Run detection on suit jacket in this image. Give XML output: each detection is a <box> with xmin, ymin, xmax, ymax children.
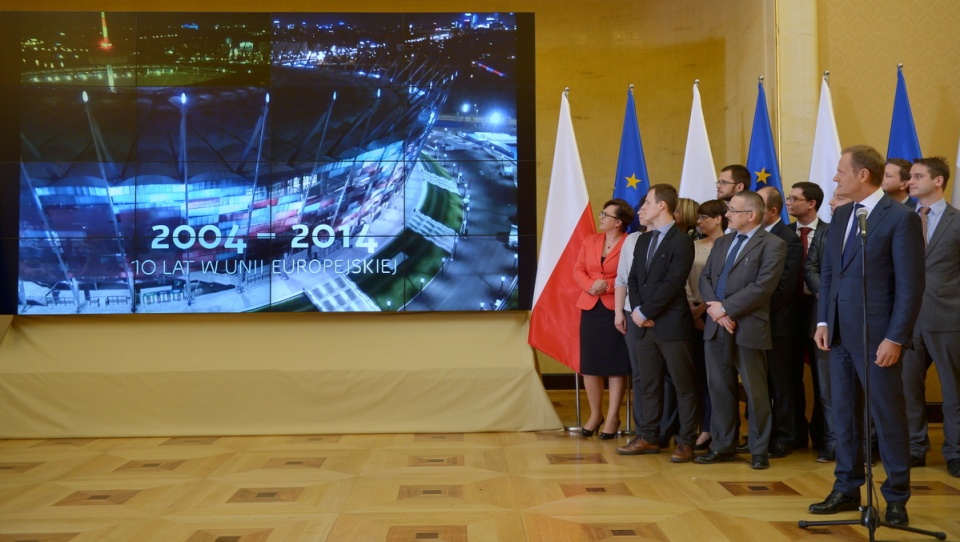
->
<box><xmin>627</xmin><ymin>224</ymin><xmax>695</xmax><ymax>341</ymax></box>
<box><xmin>573</xmin><ymin>232</ymin><xmax>625</xmax><ymax>311</ymax></box>
<box><xmin>794</xmin><ymin>221</ymin><xmax>830</xmax><ymax>295</ymax></box>
<box><xmin>904</xmin><ymin>197</ymin><xmax>918</xmax><ymax>210</ymax></box>
<box><xmin>817</xmin><ymin>195</ymin><xmax>925</xmax><ymax>351</ymax></box>
<box><xmin>767</xmin><ymin>220</ymin><xmax>803</xmax><ymax>338</ymax></box>
<box><xmin>794</xmin><ymin>221</ymin><xmax>831</xmax><ymax>337</ymax></box>
<box><xmin>917</xmin><ymin>202</ymin><xmax>960</xmax><ymax>332</ymax></box>
<box><xmin>699</xmin><ymin>227</ymin><xmax>787</xmax><ymax>350</ymax></box>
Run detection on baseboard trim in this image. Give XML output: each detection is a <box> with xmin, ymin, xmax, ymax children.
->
<box><xmin>540</xmin><ymin>374</ymin><xmax>945</xmax><ymax>420</ymax></box>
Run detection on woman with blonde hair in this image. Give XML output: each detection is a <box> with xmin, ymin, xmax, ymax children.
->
<box><xmin>674</xmin><ymin>197</ymin><xmax>702</xmax><ymax>239</ymax></box>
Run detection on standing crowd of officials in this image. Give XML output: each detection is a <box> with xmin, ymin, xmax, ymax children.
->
<box><xmin>572</xmin><ymin>144</ymin><xmax>960</xmax><ymax>527</ymax></box>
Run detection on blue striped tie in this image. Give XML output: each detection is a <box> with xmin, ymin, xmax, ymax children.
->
<box><xmin>716</xmin><ymin>234</ymin><xmax>747</xmax><ymax>301</ymax></box>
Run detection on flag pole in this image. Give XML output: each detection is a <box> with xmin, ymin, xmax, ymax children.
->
<box><xmin>563</xmin><ymin>85</ymin><xmax>582</xmax><ymax>433</ymax></box>
<box><xmin>624</xmin><ymin>82</ymin><xmax>635</xmax><ymax>436</ymax></box>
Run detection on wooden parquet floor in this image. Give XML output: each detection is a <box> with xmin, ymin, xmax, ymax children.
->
<box><xmin>1</xmin><ymin>391</ymin><xmax>959</xmax><ymax>541</ymax></box>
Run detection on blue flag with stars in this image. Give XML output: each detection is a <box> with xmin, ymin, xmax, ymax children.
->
<box><xmin>746</xmin><ymin>81</ymin><xmax>788</xmax><ymax>223</ymax></box>
<box><xmin>612</xmin><ymin>88</ymin><xmax>650</xmax><ymax>232</ymax></box>
<box><xmin>887</xmin><ymin>67</ymin><xmax>922</xmax><ymax>162</ymax></box>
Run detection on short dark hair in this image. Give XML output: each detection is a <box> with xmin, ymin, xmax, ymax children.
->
<box><xmin>914</xmin><ymin>156</ymin><xmax>952</xmax><ymax>190</ymax></box>
<box><xmin>647</xmin><ymin>183</ymin><xmax>679</xmax><ymax>214</ymax></box>
<box><xmin>721</xmin><ymin>164</ymin><xmax>751</xmax><ymax>188</ymax></box>
<box><xmin>603</xmin><ymin>198</ymin><xmax>636</xmax><ymax>233</ymax></box>
<box><xmin>760</xmin><ymin>186</ymin><xmax>783</xmax><ymax>214</ymax></box>
<box><xmin>792</xmin><ymin>181</ymin><xmax>824</xmax><ymax>211</ymax></box>
<box><xmin>697</xmin><ymin>199</ymin><xmax>728</xmax><ymax>231</ymax></box>
<box><xmin>733</xmin><ymin>190</ymin><xmax>765</xmax><ymax>223</ymax></box>
<box><xmin>886</xmin><ymin>158</ymin><xmax>912</xmax><ymax>181</ymax></box>
<box><xmin>843</xmin><ymin>145</ymin><xmax>884</xmax><ymax>186</ymax></box>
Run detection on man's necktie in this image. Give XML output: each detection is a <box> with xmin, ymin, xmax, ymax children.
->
<box><xmin>645</xmin><ymin>230</ymin><xmax>659</xmax><ymax>272</ymax></box>
<box><xmin>919</xmin><ymin>206</ymin><xmax>931</xmax><ymax>244</ymax></box>
<box><xmin>842</xmin><ymin>203</ymin><xmax>863</xmax><ymax>264</ymax></box>
<box><xmin>716</xmin><ymin>234</ymin><xmax>747</xmax><ymax>301</ymax></box>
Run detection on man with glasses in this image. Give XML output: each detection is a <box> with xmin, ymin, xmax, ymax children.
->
<box><xmin>716</xmin><ymin>165</ymin><xmax>751</xmax><ymax>203</ymax></box>
<box><xmin>902</xmin><ymin>156</ymin><xmax>960</xmax><ymax>479</ymax></box>
<box><xmin>696</xmin><ymin>190</ymin><xmax>787</xmax><ymax>470</ymax></box>
<box><xmin>786</xmin><ymin>182</ymin><xmax>835</xmax><ymax>461</ymax></box>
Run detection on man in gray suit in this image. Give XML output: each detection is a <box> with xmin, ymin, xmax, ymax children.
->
<box><xmin>696</xmin><ymin>190</ymin><xmax>786</xmax><ymax>470</ymax></box>
<box><xmin>902</xmin><ymin>156</ymin><xmax>960</xmax><ymax>478</ymax></box>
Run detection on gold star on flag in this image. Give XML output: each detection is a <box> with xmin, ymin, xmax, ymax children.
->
<box><xmin>755</xmin><ymin>168</ymin><xmax>771</xmax><ymax>184</ymax></box>
<box><xmin>626</xmin><ymin>174</ymin><xmax>642</xmax><ymax>189</ymax></box>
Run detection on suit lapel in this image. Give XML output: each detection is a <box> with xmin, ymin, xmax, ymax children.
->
<box><xmin>840</xmin><ymin>195</ymin><xmax>893</xmax><ymax>271</ymax></box>
<box><xmin>650</xmin><ymin>225</ymin><xmax>676</xmax><ymax>264</ymax></box>
<box><xmin>733</xmin><ymin>228</ymin><xmax>764</xmax><ymax>268</ymax></box>
<box><xmin>927</xmin><ymin>205</ymin><xmax>956</xmax><ymax>256</ymax></box>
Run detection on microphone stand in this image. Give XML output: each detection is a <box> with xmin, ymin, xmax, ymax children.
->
<box><xmin>798</xmin><ymin>215</ymin><xmax>946</xmax><ymax>541</ymax></box>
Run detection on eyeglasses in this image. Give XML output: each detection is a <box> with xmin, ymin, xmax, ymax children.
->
<box><xmin>697</xmin><ymin>214</ymin><xmax>718</xmax><ymax>220</ymax></box>
<box><xmin>716</xmin><ymin>179</ymin><xmax>737</xmax><ymax>186</ymax></box>
<box><xmin>726</xmin><ymin>208</ymin><xmax>752</xmax><ymax>214</ymax></box>
<box><xmin>785</xmin><ymin>196</ymin><xmax>808</xmax><ymax>203</ymax></box>
<box><xmin>599</xmin><ymin>211</ymin><xmax>617</xmax><ymax>220</ymax></box>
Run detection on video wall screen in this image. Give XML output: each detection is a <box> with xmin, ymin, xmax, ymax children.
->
<box><xmin>0</xmin><ymin>12</ymin><xmax>536</xmax><ymax>314</ymax></box>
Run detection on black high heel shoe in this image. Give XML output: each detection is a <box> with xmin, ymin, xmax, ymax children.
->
<box><xmin>694</xmin><ymin>436</ymin><xmax>713</xmax><ymax>451</ymax></box>
<box><xmin>598</xmin><ymin>421</ymin><xmax>620</xmax><ymax>440</ymax></box>
<box><xmin>580</xmin><ymin>417</ymin><xmax>603</xmax><ymax>438</ymax></box>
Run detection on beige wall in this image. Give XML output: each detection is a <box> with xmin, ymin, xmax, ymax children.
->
<box><xmin>818</xmin><ymin>0</ymin><xmax>960</xmax><ymax>172</ymax></box>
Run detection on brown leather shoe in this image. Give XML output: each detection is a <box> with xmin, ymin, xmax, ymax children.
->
<box><xmin>616</xmin><ymin>436</ymin><xmax>660</xmax><ymax>455</ymax></box>
<box><xmin>671</xmin><ymin>444</ymin><xmax>694</xmax><ymax>463</ymax></box>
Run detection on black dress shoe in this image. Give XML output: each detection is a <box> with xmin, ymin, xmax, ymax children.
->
<box><xmin>948</xmin><ymin>458</ymin><xmax>960</xmax><ymax>477</ymax></box>
<box><xmin>910</xmin><ymin>455</ymin><xmax>926</xmax><ymax>468</ymax></box>
<box><xmin>735</xmin><ymin>441</ymin><xmax>749</xmax><ymax>454</ymax></box>
<box><xmin>885</xmin><ymin>501</ymin><xmax>908</xmax><ymax>526</ymax></box>
<box><xmin>751</xmin><ymin>454</ymin><xmax>769</xmax><ymax>470</ymax></box>
<box><xmin>809</xmin><ymin>490</ymin><xmax>861</xmax><ymax>514</ymax></box>
<box><xmin>695</xmin><ymin>450</ymin><xmax>736</xmax><ymax>464</ymax></box>
<box><xmin>816</xmin><ymin>448</ymin><xmax>836</xmax><ymax>463</ymax></box>
<box><xmin>768</xmin><ymin>442</ymin><xmax>792</xmax><ymax>459</ymax></box>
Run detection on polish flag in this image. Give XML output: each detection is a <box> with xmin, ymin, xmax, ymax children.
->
<box><xmin>528</xmin><ymin>92</ymin><xmax>595</xmax><ymax>372</ymax></box>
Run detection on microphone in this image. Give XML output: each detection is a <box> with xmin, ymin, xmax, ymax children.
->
<box><xmin>856</xmin><ymin>206</ymin><xmax>868</xmax><ymax>238</ymax></box>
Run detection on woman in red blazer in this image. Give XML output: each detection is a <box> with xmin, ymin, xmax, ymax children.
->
<box><xmin>575</xmin><ymin>198</ymin><xmax>634</xmax><ymax>438</ymax></box>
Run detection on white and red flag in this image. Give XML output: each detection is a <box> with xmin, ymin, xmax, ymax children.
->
<box><xmin>528</xmin><ymin>91</ymin><xmax>595</xmax><ymax>372</ymax></box>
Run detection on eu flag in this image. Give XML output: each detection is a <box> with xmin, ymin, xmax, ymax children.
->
<box><xmin>887</xmin><ymin>67</ymin><xmax>922</xmax><ymax>162</ymax></box>
<box><xmin>612</xmin><ymin>87</ymin><xmax>650</xmax><ymax>232</ymax></box>
<box><xmin>746</xmin><ymin>81</ymin><xmax>788</xmax><ymax>223</ymax></box>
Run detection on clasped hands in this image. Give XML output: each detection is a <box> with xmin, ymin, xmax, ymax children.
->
<box><xmin>588</xmin><ymin>279</ymin><xmax>607</xmax><ymax>296</ymax></box>
<box><xmin>706</xmin><ymin>301</ymin><xmax>737</xmax><ymax>334</ymax></box>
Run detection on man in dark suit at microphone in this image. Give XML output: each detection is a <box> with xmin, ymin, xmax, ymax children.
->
<box><xmin>809</xmin><ymin>145</ymin><xmax>925</xmax><ymax>526</ymax></box>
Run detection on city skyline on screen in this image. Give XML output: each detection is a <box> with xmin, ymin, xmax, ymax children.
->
<box><xmin>1</xmin><ymin>11</ymin><xmax>535</xmax><ymax>315</ymax></box>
